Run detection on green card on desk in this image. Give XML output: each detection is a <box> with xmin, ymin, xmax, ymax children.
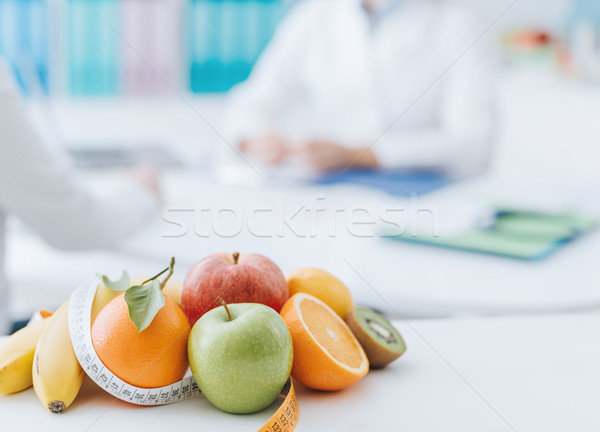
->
<box><xmin>381</xmin><ymin>208</ymin><xmax>597</xmax><ymax>260</ymax></box>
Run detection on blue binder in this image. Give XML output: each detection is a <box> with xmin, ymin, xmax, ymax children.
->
<box><xmin>188</xmin><ymin>0</ymin><xmax>285</xmax><ymax>93</ymax></box>
<box><xmin>67</xmin><ymin>0</ymin><xmax>119</xmax><ymax>96</ymax></box>
<box><xmin>0</xmin><ymin>0</ymin><xmax>49</xmax><ymax>94</ymax></box>
<box><xmin>312</xmin><ymin>170</ymin><xmax>451</xmax><ymax>197</ymax></box>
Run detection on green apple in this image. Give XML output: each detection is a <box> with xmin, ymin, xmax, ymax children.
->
<box><xmin>188</xmin><ymin>299</ymin><xmax>293</xmax><ymax>414</ymax></box>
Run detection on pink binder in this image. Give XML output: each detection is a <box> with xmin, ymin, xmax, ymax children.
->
<box><xmin>122</xmin><ymin>0</ymin><xmax>181</xmax><ymax>94</ymax></box>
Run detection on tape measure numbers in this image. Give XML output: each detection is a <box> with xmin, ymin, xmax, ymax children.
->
<box><xmin>258</xmin><ymin>379</ymin><xmax>299</xmax><ymax>432</ymax></box>
<box><xmin>68</xmin><ymin>283</ymin><xmax>299</xmax><ymax>430</ymax></box>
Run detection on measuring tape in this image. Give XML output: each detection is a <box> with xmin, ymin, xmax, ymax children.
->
<box><xmin>68</xmin><ymin>283</ymin><xmax>299</xmax><ymax>430</ymax></box>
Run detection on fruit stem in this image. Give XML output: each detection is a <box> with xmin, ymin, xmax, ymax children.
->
<box><xmin>141</xmin><ymin>268</ymin><xmax>167</xmax><ymax>286</ymax></box>
<box><xmin>232</xmin><ymin>252</ymin><xmax>240</xmax><ymax>265</ymax></box>
<box><xmin>159</xmin><ymin>257</ymin><xmax>176</xmax><ymax>291</ymax></box>
<box><xmin>217</xmin><ymin>297</ymin><xmax>232</xmax><ymax>321</ymax></box>
<box><xmin>141</xmin><ymin>257</ymin><xmax>175</xmax><ymax>290</ymax></box>
<box><xmin>48</xmin><ymin>400</ymin><xmax>66</xmax><ymax>414</ymax></box>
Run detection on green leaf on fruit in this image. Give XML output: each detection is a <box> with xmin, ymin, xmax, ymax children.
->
<box><xmin>124</xmin><ymin>279</ymin><xmax>165</xmax><ymax>333</ymax></box>
<box><xmin>97</xmin><ymin>271</ymin><xmax>130</xmax><ymax>292</ymax></box>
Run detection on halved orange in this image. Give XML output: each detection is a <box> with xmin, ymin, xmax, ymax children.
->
<box><xmin>280</xmin><ymin>293</ymin><xmax>369</xmax><ymax>391</ymax></box>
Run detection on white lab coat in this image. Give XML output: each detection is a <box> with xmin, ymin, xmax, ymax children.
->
<box><xmin>226</xmin><ymin>0</ymin><xmax>496</xmax><ymax>176</ymax></box>
<box><xmin>0</xmin><ymin>60</ymin><xmax>158</xmax><ymax>334</ymax></box>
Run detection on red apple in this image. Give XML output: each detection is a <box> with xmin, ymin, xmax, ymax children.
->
<box><xmin>182</xmin><ymin>252</ymin><xmax>289</xmax><ymax>326</ymax></box>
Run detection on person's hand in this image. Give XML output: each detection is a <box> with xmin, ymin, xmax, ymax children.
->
<box><xmin>127</xmin><ymin>165</ymin><xmax>161</xmax><ymax>199</ymax></box>
<box><xmin>240</xmin><ymin>132</ymin><xmax>289</xmax><ymax>165</ymax></box>
<box><xmin>293</xmin><ymin>141</ymin><xmax>379</xmax><ymax>172</ymax></box>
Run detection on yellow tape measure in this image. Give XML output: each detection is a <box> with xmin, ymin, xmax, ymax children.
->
<box><xmin>69</xmin><ymin>283</ymin><xmax>299</xmax><ymax>431</ymax></box>
<box><xmin>259</xmin><ymin>379</ymin><xmax>299</xmax><ymax>432</ymax></box>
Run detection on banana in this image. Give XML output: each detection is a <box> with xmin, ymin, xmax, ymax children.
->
<box><xmin>32</xmin><ymin>283</ymin><xmax>133</xmax><ymax>413</ymax></box>
<box><xmin>32</xmin><ymin>301</ymin><xmax>84</xmax><ymax>414</ymax></box>
<box><xmin>162</xmin><ymin>279</ymin><xmax>183</xmax><ymax>307</ymax></box>
<box><xmin>0</xmin><ymin>316</ymin><xmax>53</xmax><ymax>394</ymax></box>
<box><xmin>90</xmin><ymin>283</ymin><xmax>124</xmax><ymax>325</ymax></box>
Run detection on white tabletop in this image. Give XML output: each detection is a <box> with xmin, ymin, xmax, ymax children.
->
<box><xmin>6</xmin><ymin>171</ymin><xmax>600</xmax><ymax>321</ymax></box>
<box><xmin>115</xmin><ymin>172</ymin><xmax>600</xmax><ymax>318</ymax></box>
<box><xmin>2</xmin><ymin>312</ymin><xmax>598</xmax><ymax>431</ymax></box>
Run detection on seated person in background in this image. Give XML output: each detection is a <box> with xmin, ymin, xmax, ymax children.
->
<box><xmin>0</xmin><ymin>59</ymin><xmax>160</xmax><ymax>334</ymax></box>
<box><xmin>226</xmin><ymin>0</ymin><xmax>496</xmax><ymax>176</ymax></box>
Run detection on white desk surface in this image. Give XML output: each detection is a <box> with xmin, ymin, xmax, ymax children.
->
<box><xmin>1</xmin><ymin>312</ymin><xmax>598</xmax><ymax>431</ymax></box>
<box><xmin>116</xmin><ymin>172</ymin><xmax>600</xmax><ymax>318</ymax></box>
<box><xmin>6</xmin><ymin>171</ymin><xmax>600</xmax><ymax>320</ymax></box>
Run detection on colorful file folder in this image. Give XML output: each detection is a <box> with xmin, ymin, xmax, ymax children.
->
<box><xmin>381</xmin><ymin>208</ymin><xmax>598</xmax><ymax>261</ymax></box>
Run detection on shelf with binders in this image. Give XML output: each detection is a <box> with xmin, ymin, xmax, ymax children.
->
<box><xmin>187</xmin><ymin>0</ymin><xmax>285</xmax><ymax>93</ymax></box>
<box><xmin>0</xmin><ymin>0</ymin><xmax>50</xmax><ymax>95</ymax></box>
<box><xmin>67</xmin><ymin>0</ymin><xmax>120</xmax><ymax>96</ymax></box>
<box><xmin>0</xmin><ymin>0</ymin><xmax>286</xmax><ymax>97</ymax></box>
<box><xmin>121</xmin><ymin>0</ymin><xmax>181</xmax><ymax>95</ymax></box>
<box><xmin>67</xmin><ymin>0</ymin><xmax>184</xmax><ymax>96</ymax></box>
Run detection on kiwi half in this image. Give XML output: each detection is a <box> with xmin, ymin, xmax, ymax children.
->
<box><xmin>346</xmin><ymin>307</ymin><xmax>406</xmax><ymax>368</ymax></box>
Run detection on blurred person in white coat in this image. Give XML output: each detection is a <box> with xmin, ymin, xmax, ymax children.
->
<box><xmin>226</xmin><ymin>0</ymin><xmax>496</xmax><ymax>176</ymax></box>
<box><xmin>0</xmin><ymin>59</ymin><xmax>160</xmax><ymax>334</ymax></box>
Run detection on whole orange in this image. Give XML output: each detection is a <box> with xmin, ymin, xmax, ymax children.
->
<box><xmin>286</xmin><ymin>268</ymin><xmax>354</xmax><ymax>318</ymax></box>
<box><xmin>91</xmin><ymin>293</ymin><xmax>190</xmax><ymax>388</ymax></box>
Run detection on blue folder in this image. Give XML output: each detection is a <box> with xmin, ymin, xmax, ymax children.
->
<box><xmin>312</xmin><ymin>170</ymin><xmax>451</xmax><ymax>197</ymax></box>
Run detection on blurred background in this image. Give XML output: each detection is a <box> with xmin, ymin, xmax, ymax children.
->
<box><xmin>2</xmin><ymin>0</ymin><xmax>600</xmax><ymax>326</ymax></box>
<box><xmin>0</xmin><ymin>0</ymin><xmax>597</xmax><ymax>178</ymax></box>
<box><xmin>0</xmin><ymin>0</ymin><xmax>598</xmax><ymax>185</ymax></box>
